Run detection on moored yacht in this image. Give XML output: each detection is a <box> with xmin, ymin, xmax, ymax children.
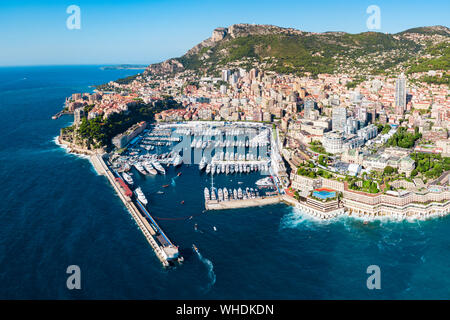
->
<box><xmin>199</xmin><ymin>157</ymin><xmax>207</xmax><ymax>170</ymax></box>
<box><xmin>173</xmin><ymin>154</ymin><xmax>183</xmax><ymax>167</ymax></box>
<box><xmin>143</xmin><ymin>162</ymin><xmax>158</xmax><ymax>175</ymax></box>
<box><xmin>204</xmin><ymin>187</ymin><xmax>210</xmax><ymax>201</ymax></box>
<box><xmin>223</xmin><ymin>188</ymin><xmax>229</xmax><ymax>201</ymax></box>
<box><xmin>152</xmin><ymin>161</ymin><xmax>166</xmax><ymax>174</ymax></box>
<box><xmin>135</xmin><ymin>187</ymin><xmax>148</xmax><ymax>206</ymax></box>
<box><xmin>122</xmin><ymin>172</ymin><xmax>134</xmax><ymax>185</ymax></box>
<box><xmin>210</xmin><ymin>187</ymin><xmax>217</xmax><ymax>201</ymax></box>
<box><xmin>134</xmin><ymin>162</ymin><xmax>147</xmax><ymax>175</ymax></box>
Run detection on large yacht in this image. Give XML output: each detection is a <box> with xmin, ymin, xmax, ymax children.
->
<box><xmin>135</xmin><ymin>187</ymin><xmax>148</xmax><ymax>206</ymax></box>
<box><xmin>122</xmin><ymin>172</ymin><xmax>134</xmax><ymax>185</ymax></box>
<box><xmin>133</xmin><ymin>162</ymin><xmax>147</xmax><ymax>175</ymax></box>
<box><xmin>152</xmin><ymin>161</ymin><xmax>166</xmax><ymax>174</ymax></box>
<box><xmin>143</xmin><ymin>161</ymin><xmax>158</xmax><ymax>175</ymax></box>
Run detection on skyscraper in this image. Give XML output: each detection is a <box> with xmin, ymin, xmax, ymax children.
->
<box><xmin>221</xmin><ymin>69</ymin><xmax>231</xmax><ymax>82</ymax></box>
<box><xmin>332</xmin><ymin>106</ymin><xmax>347</xmax><ymax>132</ymax></box>
<box><xmin>303</xmin><ymin>98</ymin><xmax>315</xmax><ymax>119</ymax></box>
<box><xmin>395</xmin><ymin>73</ymin><xmax>407</xmax><ymax>114</ymax></box>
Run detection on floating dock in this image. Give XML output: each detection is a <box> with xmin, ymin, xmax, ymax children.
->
<box><xmin>91</xmin><ymin>154</ymin><xmax>181</xmax><ymax>267</ymax></box>
<box><xmin>205</xmin><ymin>195</ymin><xmax>281</xmax><ymax>210</ymax></box>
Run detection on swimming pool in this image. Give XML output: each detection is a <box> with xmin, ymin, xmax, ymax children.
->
<box><xmin>312</xmin><ymin>188</ymin><xmax>336</xmax><ymax>200</ymax></box>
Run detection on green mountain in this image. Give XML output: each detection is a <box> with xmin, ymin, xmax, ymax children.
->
<box><xmin>143</xmin><ymin>24</ymin><xmax>449</xmax><ymax>78</ymax></box>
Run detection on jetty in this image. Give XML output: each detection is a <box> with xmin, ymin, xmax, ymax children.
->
<box><xmin>205</xmin><ymin>195</ymin><xmax>281</xmax><ymax>210</ymax></box>
<box><xmin>90</xmin><ymin>154</ymin><xmax>181</xmax><ymax>267</ymax></box>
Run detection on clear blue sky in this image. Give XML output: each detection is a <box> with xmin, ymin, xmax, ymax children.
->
<box><xmin>0</xmin><ymin>0</ymin><xmax>448</xmax><ymax>66</ymax></box>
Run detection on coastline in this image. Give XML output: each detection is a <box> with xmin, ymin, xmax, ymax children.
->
<box><xmin>54</xmin><ymin>126</ymin><xmax>450</xmax><ymax>224</ymax></box>
<box><xmin>56</xmin><ymin>135</ymin><xmax>104</xmax><ymax>156</ymax></box>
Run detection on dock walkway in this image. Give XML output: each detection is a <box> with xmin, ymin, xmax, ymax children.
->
<box><xmin>91</xmin><ymin>154</ymin><xmax>174</xmax><ymax>267</ymax></box>
<box><xmin>205</xmin><ymin>195</ymin><xmax>281</xmax><ymax>210</ymax></box>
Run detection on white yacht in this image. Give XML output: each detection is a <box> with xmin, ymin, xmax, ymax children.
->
<box><xmin>122</xmin><ymin>172</ymin><xmax>134</xmax><ymax>185</ymax></box>
<box><xmin>152</xmin><ymin>161</ymin><xmax>166</xmax><ymax>174</ymax></box>
<box><xmin>210</xmin><ymin>188</ymin><xmax>217</xmax><ymax>201</ymax></box>
<box><xmin>204</xmin><ymin>187</ymin><xmax>210</xmax><ymax>201</ymax></box>
<box><xmin>143</xmin><ymin>162</ymin><xmax>158</xmax><ymax>175</ymax></box>
<box><xmin>134</xmin><ymin>162</ymin><xmax>147</xmax><ymax>175</ymax></box>
<box><xmin>173</xmin><ymin>154</ymin><xmax>183</xmax><ymax>167</ymax></box>
<box><xmin>223</xmin><ymin>188</ymin><xmax>229</xmax><ymax>201</ymax></box>
<box><xmin>199</xmin><ymin>157</ymin><xmax>207</xmax><ymax>171</ymax></box>
<box><xmin>256</xmin><ymin>177</ymin><xmax>274</xmax><ymax>187</ymax></box>
<box><xmin>135</xmin><ymin>187</ymin><xmax>148</xmax><ymax>206</ymax></box>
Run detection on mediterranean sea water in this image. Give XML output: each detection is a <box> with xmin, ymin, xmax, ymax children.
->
<box><xmin>0</xmin><ymin>66</ymin><xmax>449</xmax><ymax>299</ymax></box>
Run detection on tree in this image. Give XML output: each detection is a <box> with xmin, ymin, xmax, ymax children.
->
<box><xmin>383</xmin><ymin>166</ymin><xmax>396</xmax><ymax>175</ymax></box>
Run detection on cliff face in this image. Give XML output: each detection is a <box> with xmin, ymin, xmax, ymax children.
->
<box><xmin>185</xmin><ymin>27</ymin><xmax>229</xmax><ymax>57</ymax></box>
<box><xmin>185</xmin><ymin>24</ymin><xmax>307</xmax><ymax>56</ymax></box>
<box><xmin>147</xmin><ymin>24</ymin><xmax>307</xmax><ymax>74</ymax></box>
<box><xmin>146</xmin><ymin>59</ymin><xmax>184</xmax><ymax>75</ymax></box>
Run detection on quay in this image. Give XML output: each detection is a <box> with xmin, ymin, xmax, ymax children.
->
<box><xmin>90</xmin><ymin>154</ymin><xmax>181</xmax><ymax>267</ymax></box>
<box><xmin>52</xmin><ymin>110</ymin><xmax>71</xmax><ymax>119</ymax></box>
<box><xmin>205</xmin><ymin>195</ymin><xmax>281</xmax><ymax>210</ymax></box>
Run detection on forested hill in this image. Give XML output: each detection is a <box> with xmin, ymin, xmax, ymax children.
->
<box><xmin>143</xmin><ymin>24</ymin><xmax>450</xmax><ymax>77</ymax></box>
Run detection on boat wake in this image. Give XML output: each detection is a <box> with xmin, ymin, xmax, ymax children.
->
<box><xmin>171</xmin><ymin>178</ymin><xmax>176</xmax><ymax>186</ymax></box>
<box><xmin>196</xmin><ymin>252</ymin><xmax>216</xmax><ymax>292</ymax></box>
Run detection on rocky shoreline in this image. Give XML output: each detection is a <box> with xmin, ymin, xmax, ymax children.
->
<box><xmin>57</xmin><ymin>136</ymin><xmax>104</xmax><ymax>156</ymax></box>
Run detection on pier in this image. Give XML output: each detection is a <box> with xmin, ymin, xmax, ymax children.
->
<box><xmin>90</xmin><ymin>154</ymin><xmax>181</xmax><ymax>267</ymax></box>
<box><xmin>205</xmin><ymin>195</ymin><xmax>281</xmax><ymax>210</ymax></box>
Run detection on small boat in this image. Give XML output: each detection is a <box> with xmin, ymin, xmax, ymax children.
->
<box><xmin>162</xmin><ymin>184</ymin><xmax>169</xmax><ymax>188</ymax></box>
<box><xmin>177</xmin><ymin>172</ymin><xmax>182</xmax><ymax>176</ymax></box>
<box><xmin>192</xmin><ymin>244</ymin><xmax>199</xmax><ymax>254</ymax></box>
<box><xmin>213</xmin><ymin>226</ymin><xmax>217</xmax><ymax>232</ymax></box>
<box><xmin>180</xmin><ymin>200</ymin><xmax>185</xmax><ymax>204</ymax></box>
<box><xmin>194</xmin><ymin>223</ymin><xmax>198</xmax><ymax>231</ymax></box>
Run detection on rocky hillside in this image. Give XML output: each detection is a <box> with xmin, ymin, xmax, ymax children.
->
<box><xmin>144</xmin><ymin>24</ymin><xmax>450</xmax><ymax>77</ymax></box>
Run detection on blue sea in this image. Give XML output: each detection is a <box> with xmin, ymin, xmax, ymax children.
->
<box><xmin>0</xmin><ymin>65</ymin><xmax>449</xmax><ymax>299</ymax></box>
